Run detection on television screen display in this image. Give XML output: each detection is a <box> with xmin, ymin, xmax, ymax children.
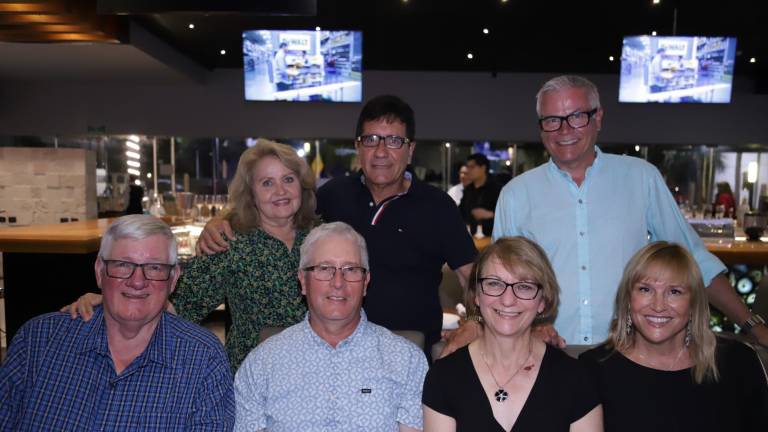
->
<box><xmin>243</xmin><ymin>29</ymin><xmax>362</xmax><ymax>102</ymax></box>
<box><xmin>619</xmin><ymin>36</ymin><xmax>737</xmax><ymax>103</ymax></box>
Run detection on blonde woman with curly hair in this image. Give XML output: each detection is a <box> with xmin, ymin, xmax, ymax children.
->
<box><xmin>580</xmin><ymin>241</ymin><xmax>768</xmax><ymax>431</ymax></box>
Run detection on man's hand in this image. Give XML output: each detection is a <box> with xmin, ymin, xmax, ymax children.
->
<box><xmin>195</xmin><ymin>217</ymin><xmax>235</xmax><ymax>255</ymax></box>
<box><xmin>532</xmin><ymin>323</ymin><xmax>567</xmax><ymax>348</ymax></box>
<box><xmin>438</xmin><ymin>320</ymin><xmax>482</xmax><ymax>359</ymax></box>
<box><xmin>60</xmin><ymin>293</ymin><xmax>103</xmax><ymax>321</ymax></box>
<box><xmin>471</xmin><ymin>208</ymin><xmax>494</xmax><ymax>220</ymax></box>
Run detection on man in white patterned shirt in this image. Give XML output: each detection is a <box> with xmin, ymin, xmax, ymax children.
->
<box><xmin>234</xmin><ymin>222</ymin><xmax>428</xmax><ymax>432</ymax></box>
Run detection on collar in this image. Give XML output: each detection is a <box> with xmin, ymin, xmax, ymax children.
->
<box><xmin>546</xmin><ymin>146</ymin><xmax>603</xmax><ymax>182</ymax></box>
<box><xmin>302</xmin><ymin>309</ymin><xmax>369</xmax><ymax>350</ymax></box>
<box><xmin>78</xmin><ymin>306</ymin><xmax>173</xmax><ymax>368</ymax></box>
<box><xmin>359</xmin><ymin>170</ymin><xmax>414</xmax><ymax>195</ymax></box>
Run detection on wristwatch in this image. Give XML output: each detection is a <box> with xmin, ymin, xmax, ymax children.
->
<box><xmin>741</xmin><ymin>314</ymin><xmax>766</xmax><ymax>333</ymax></box>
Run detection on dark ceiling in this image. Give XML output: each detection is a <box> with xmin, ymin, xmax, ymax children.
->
<box><xmin>129</xmin><ymin>0</ymin><xmax>766</xmax><ymax>81</ymax></box>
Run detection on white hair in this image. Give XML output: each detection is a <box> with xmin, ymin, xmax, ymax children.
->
<box><xmin>535</xmin><ymin>75</ymin><xmax>601</xmax><ymax>116</ymax></box>
<box><xmin>299</xmin><ymin>222</ymin><xmax>369</xmax><ymax>270</ymax></box>
<box><xmin>99</xmin><ymin>214</ymin><xmax>177</xmax><ymax>264</ymax></box>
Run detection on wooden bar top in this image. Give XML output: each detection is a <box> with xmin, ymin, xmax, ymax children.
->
<box><xmin>0</xmin><ymin>219</ymin><xmax>114</xmax><ymax>254</ymax></box>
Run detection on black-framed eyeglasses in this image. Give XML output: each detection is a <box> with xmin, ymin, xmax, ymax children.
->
<box><xmin>356</xmin><ymin>134</ymin><xmax>411</xmax><ymax>149</ymax></box>
<box><xmin>538</xmin><ymin>108</ymin><xmax>598</xmax><ymax>132</ymax></box>
<box><xmin>304</xmin><ymin>264</ymin><xmax>368</xmax><ymax>282</ymax></box>
<box><xmin>101</xmin><ymin>258</ymin><xmax>175</xmax><ymax>281</ymax></box>
<box><xmin>478</xmin><ymin>277</ymin><xmax>541</xmax><ymax>300</ymax></box>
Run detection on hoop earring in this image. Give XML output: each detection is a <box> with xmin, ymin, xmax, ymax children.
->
<box><xmin>684</xmin><ymin>319</ymin><xmax>693</xmax><ymax>347</ymax></box>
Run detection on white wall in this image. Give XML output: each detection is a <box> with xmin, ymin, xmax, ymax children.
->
<box><xmin>1</xmin><ymin>70</ymin><xmax>767</xmax><ymax>145</ymax></box>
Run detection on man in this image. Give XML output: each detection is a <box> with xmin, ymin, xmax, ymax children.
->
<box><xmin>0</xmin><ymin>215</ymin><xmax>235</xmax><ymax>431</ymax></box>
<box><xmin>273</xmin><ymin>42</ymin><xmax>291</xmax><ymax>91</ymax></box>
<box><xmin>649</xmin><ymin>47</ymin><xmax>666</xmax><ymax>93</ymax></box>
<box><xmin>234</xmin><ymin>222</ymin><xmax>427</xmax><ymax>432</ymax></box>
<box><xmin>198</xmin><ymin>95</ymin><xmax>477</xmax><ymax>356</ymax></box>
<box><xmin>458</xmin><ymin>153</ymin><xmax>501</xmax><ymax>237</ymax></box>
<box><xmin>446</xmin><ymin>163</ymin><xmax>469</xmax><ymax>205</ymax></box>
<box><xmin>493</xmin><ymin>75</ymin><xmax>768</xmax><ymax>348</ymax></box>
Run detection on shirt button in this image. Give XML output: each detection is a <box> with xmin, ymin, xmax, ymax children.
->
<box><xmin>578</xmin><ymin>199</ymin><xmax>583</xmax><ymax>204</ymax></box>
<box><xmin>584</xmin><ymin>336</ymin><xmax>590</xmax><ymax>342</ymax></box>
<box><xmin>579</xmin><ymin>231</ymin><xmax>585</xmax><ymax>236</ymax></box>
<box><xmin>581</xmin><ymin>265</ymin><xmax>587</xmax><ymax>270</ymax></box>
<box><xmin>583</xmin><ymin>299</ymin><xmax>589</xmax><ymax>305</ymax></box>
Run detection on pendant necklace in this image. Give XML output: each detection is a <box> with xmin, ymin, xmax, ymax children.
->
<box><xmin>480</xmin><ymin>341</ymin><xmax>534</xmax><ymax>403</ymax></box>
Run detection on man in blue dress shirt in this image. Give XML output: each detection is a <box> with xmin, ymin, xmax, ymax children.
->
<box><xmin>234</xmin><ymin>222</ymin><xmax>428</xmax><ymax>432</ymax></box>
<box><xmin>0</xmin><ymin>215</ymin><xmax>235</xmax><ymax>431</ymax></box>
<box><xmin>493</xmin><ymin>75</ymin><xmax>768</xmax><ymax>348</ymax></box>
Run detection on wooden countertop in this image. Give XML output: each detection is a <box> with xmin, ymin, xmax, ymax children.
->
<box><xmin>0</xmin><ymin>219</ymin><xmax>114</xmax><ymax>254</ymax></box>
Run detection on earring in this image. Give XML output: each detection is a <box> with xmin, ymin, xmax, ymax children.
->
<box><xmin>684</xmin><ymin>319</ymin><xmax>693</xmax><ymax>347</ymax></box>
<box><xmin>625</xmin><ymin>314</ymin><xmax>633</xmax><ymax>335</ymax></box>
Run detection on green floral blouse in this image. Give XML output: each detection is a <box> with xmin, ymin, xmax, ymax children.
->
<box><xmin>172</xmin><ymin>228</ymin><xmax>307</xmax><ymax>371</ymax></box>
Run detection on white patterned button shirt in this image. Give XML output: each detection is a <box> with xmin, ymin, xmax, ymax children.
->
<box><xmin>234</xmin><ymin>311</ymin><xmax>428</xmax><ymax>432</ymax></box>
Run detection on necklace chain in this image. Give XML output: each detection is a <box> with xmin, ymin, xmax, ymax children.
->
<box><xmin>634</xmin><ymin>345</ymin><xmax>688</xmax><ymax>370</ymax></box>
<box><xmin>480</xmin><ymin>341</ymin><xmax>534</xmax><ymax>403</ymax></box>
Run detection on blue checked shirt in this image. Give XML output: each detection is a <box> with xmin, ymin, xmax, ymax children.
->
<box><xmin>234</xmin><ymin>311</ymin><xmax>428</xmax><ymax>432</ymax></box>
<box><xmin>494</xmin><ymin>148</ymin><xmax>726</xmax><ymax>345</ymax></box>
<box><xmin>0</xmin><ymin>306</ymin><xmax>235</xmax><ymax>431</ymax></box>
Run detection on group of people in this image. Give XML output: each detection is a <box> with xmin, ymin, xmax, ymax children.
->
<box><xmin>1</xmin><ymin>75</ymin><xmax>767</xmax><ymax>431</ymax></box>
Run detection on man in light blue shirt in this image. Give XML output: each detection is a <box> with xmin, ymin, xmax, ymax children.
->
<box><xmin>493</xmin><ymin>75</ymin><xmax>768</xmax><ymax>347</ymax></box>
<box><xmin>234</xmin><ymin>222</ymin><xmax>428</xmax><ymax>432</ymax></box>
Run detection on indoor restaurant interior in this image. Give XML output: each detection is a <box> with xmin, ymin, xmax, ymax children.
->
<box><xmin>0</xmin><ymin>0</ymin><xmax>767</xmax><ymax>372</ymax></box>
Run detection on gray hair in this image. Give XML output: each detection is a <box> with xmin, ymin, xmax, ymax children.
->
<box><xmin>99</xmin><ymin>214</ymin><xmax>177</xmax><ymax>264</ymax></box>
<box><xmin>535</xmin><ymin>75</ymin><xmax>601</xmax><ymax>116</ymax></box>
<box><xmin>299</xmin><ymin>222</ymin><xmax>369</xmax><ymax>270</ymax></box>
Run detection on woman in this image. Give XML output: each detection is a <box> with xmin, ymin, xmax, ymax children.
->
<box><xmin>422</xmin><ymin>237</ymin><xmax>602</xmax><ymax>432</ymax></box>
<box><xmin>65</xmin><ymin>139</ymin><xmax>317</xmax><ymax>371</ymax></box>
<box><xmin>579</xmin><ymin>241</ymin><xmax>768</xmax><ymax>432</ymax></box>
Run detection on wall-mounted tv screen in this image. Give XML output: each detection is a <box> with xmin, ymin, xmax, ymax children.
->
<box><xmin>619</xmin><ymin>36</ymin><xmax>737</xmax><ymax>104</ymax></box>
<box><xmin>243</xmin><ymin>29</ymin><xmax>362</xmax><ymax>102</ymax></box>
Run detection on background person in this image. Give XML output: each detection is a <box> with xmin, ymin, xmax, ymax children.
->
<box><xmin>64</xmin><ymin>139</ymin><xmax>317</xmax><ymax>372</ymax></box>
<box><xmin>493</xmin><ymin>75</ymin><xmax>768</xmax><ymax>349</ymax></box>
<box><xmin>447</xmin><ymin>164</ymin><xmax>470</xmax><ymax>206</ymax></box>
<box><xmin>458</xmin><ymin>153</ymin><xmax>501</xmax><ymax>237</ymax></box>
<box><xmin>579</xmin><ymin>242</ymin><xmax>768</xmax><ymax>432</ymax></box>
<box><xmin>422</xmin><ymin>237</ymin><xmax>602</xmax><ymax>432</ymax></box>
<box><xmin>1</xmin><ymin>215</ymin><xmax>235</xmax><ymax>430</ymax></box>
<box><xmin>234</xmin><ymin>222</ymin><xmax>427</xmax><ymax>432</ymax></box>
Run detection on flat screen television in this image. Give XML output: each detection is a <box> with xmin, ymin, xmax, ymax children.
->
<box><xmin>619</xmin><ymin>36</ymin><xmax>737</xmax><ymax>104</ymax></box>
<box><xmin>243</xmin><ymin>29</ymin><xmax>362</xmax><ymax>102</ymax></box>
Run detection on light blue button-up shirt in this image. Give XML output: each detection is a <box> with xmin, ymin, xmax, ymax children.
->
<box><xmin>493</xmin><ymin>148</ymin><xmax>725</xmax><ymax>345</ymax></box>
<box><xmin>234</xmin><ymin>311</ymin><xmax>428</xmax><ymax>432</ymax></box>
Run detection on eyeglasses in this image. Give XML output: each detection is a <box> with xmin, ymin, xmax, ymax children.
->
<box><xmin>478</xmin><ymin>278</ymin><xmax>541</xmax><ymax>300</ymax></box>
<box><xmin>304</xmin><ymin>264</ymin><xmax>368</xmax><ymax>282</ymax></box>
<box><xmin>538</xmin><ymin>108</ymin><xmax>598</xmax><ymax>132</ymax></box>
<box><xmin>102</xmin><ymin>258</ymin><xmax>175</xmax><ymax>281</ymax></box>
<box><xmin>356</xmin><ymin>134</ymin><xmax>411</xmax><ymax>149</ymax></box>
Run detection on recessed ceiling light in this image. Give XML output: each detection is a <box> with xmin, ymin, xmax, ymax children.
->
<box><xmin>651</xmin><ymin>31</ymin><xmax>657</xmax><ymax>36</ymax></box>
<box><xmin>609</xmin><ymin>56</ymin><xmax>615</xmax><ymax>62</ymax></box>
<box><xmin>315</xmin><ymin>26</ymin><xmax>321</xmax><ymax>31</ymax></box>
<box><xmin>188</xmin><ymin>23</ymin><xmax>195</xmax><ymax>30</ymax></box>
<box><xmin>750</xmin><ymin>57</ymin><xmax>757</xmax><ymax>63</ymax></box>
<box><xmin>220</xmin><ymin>49</ymin><xmax>226</xmax><ymax>55</ymax></box>
<box><xmin>652</xmin><ymin>0</ymin><xmax>660</xmax><ymax>4</ymax></box>
<box><xmin>467</xmin><ymin>53</ymin><xmax>474</xmax><ymax>59</ymax></box>
<box><xmin>482</xmin><ymin>28</ymin><xmax>489</xmax><ymax>34</ymax></box>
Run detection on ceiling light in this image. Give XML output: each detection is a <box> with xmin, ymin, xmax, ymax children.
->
<box><xmin>125</xmin><ymin>150</ymin><xmax>140</xmax><ymax>159</ymax></box>
<box><xmin>482</xmin><ymin>28</ymin><xmax>489</xmax><ymax>34</ymax></box>
<box><xmin>651</xmin><ymin>31</ymin><xmax>657</xmax><ymax>36</ymax></box>
<box><xmin>220</xmin><ymin>49</ymin><xmax>226</xmax><ymax>55</ymax></box>
<box><xmin>609</xmin><ymin>56</ymin><xmax>615</xmax><ymax>62</ymax></box>
<box><xmin>188</xmin><ymin>23</ymin><xmax>195</xmax><ymax>30</ymax></box>
<box><xmin>127</xmin><ymin>168</ymin><xmax>141</xmax><ymax>176</ymax></box>
<box><xmin>125</xmin><ymin>141</ymin><xmax>140</xmax><ymax>151</ymax></box>
<box><xmin>467</xmin><ymin>53</ymin><xmax>474</xmax><ymax>59</ymax></box>
<box><xmin>652</xmin><ymin>0</ymin><xmax>660</xmax><ymax>4</ymax></box>
<box><xmin>128</xmin><ymin>135</ymin><xmax>140</xmax><ymax>143</ymax></box>
<box><xmin>750</xmin><ymin>57</ymin><xmax>757</xmax><ymax>63</ymax></box>
<box><xmin>303</xmin><ymin>142</ymin><xmax>312</xmax><ymax>152</ymax></box>
<box><xmin>635</xmin><ymin>145</ymin><xmax>641</xmax><ymax>152</ymax></box>
<box><xmin>315</xmin><ymin>26</ymin><xmax>321</xmax><ymax>31</ymax></box>
<box><xmin>127</xmin><ymin>160</ymin><xmax>141</xmax><ymax>168</ymax></box>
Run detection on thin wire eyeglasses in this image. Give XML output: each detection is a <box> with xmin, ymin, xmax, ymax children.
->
<box><xmin>538</xmin><ymin>108</ymin><xmax>598</xmax><ymax>132</ymax></box>
<box><xmin>478</xmin><ymin>277</ymin><xmax>542</xmax><ymax>300</ymax></box>
<box><xmin>101</xmin><ymin>258</ymin><xmax>175</xmax><ymax>281</ymax></box>
<box><xmin>304</xmin><ymin>264</ymin><xmax>368</xmax><ymax>282</ymax></box>
<box><xmin>356</xmin><ymin>134</ymin><xmax>411</xmax><ymax>149</ymax></box>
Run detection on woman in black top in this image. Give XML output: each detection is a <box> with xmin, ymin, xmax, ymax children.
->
<box><xmin>579</xmin><ymin>241</ymin><xmax>768</xmax><ymax>432</ymax></box>
<box><xmin>423</xmin><ymin>237</ymin><xmax>603</xmax><ymax>431</ymax></box>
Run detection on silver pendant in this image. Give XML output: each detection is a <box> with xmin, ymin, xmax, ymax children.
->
<box><xmin>494</xmin><ymin>388</ymin><xmax>508</xmax><ymax>402</ymax></box>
